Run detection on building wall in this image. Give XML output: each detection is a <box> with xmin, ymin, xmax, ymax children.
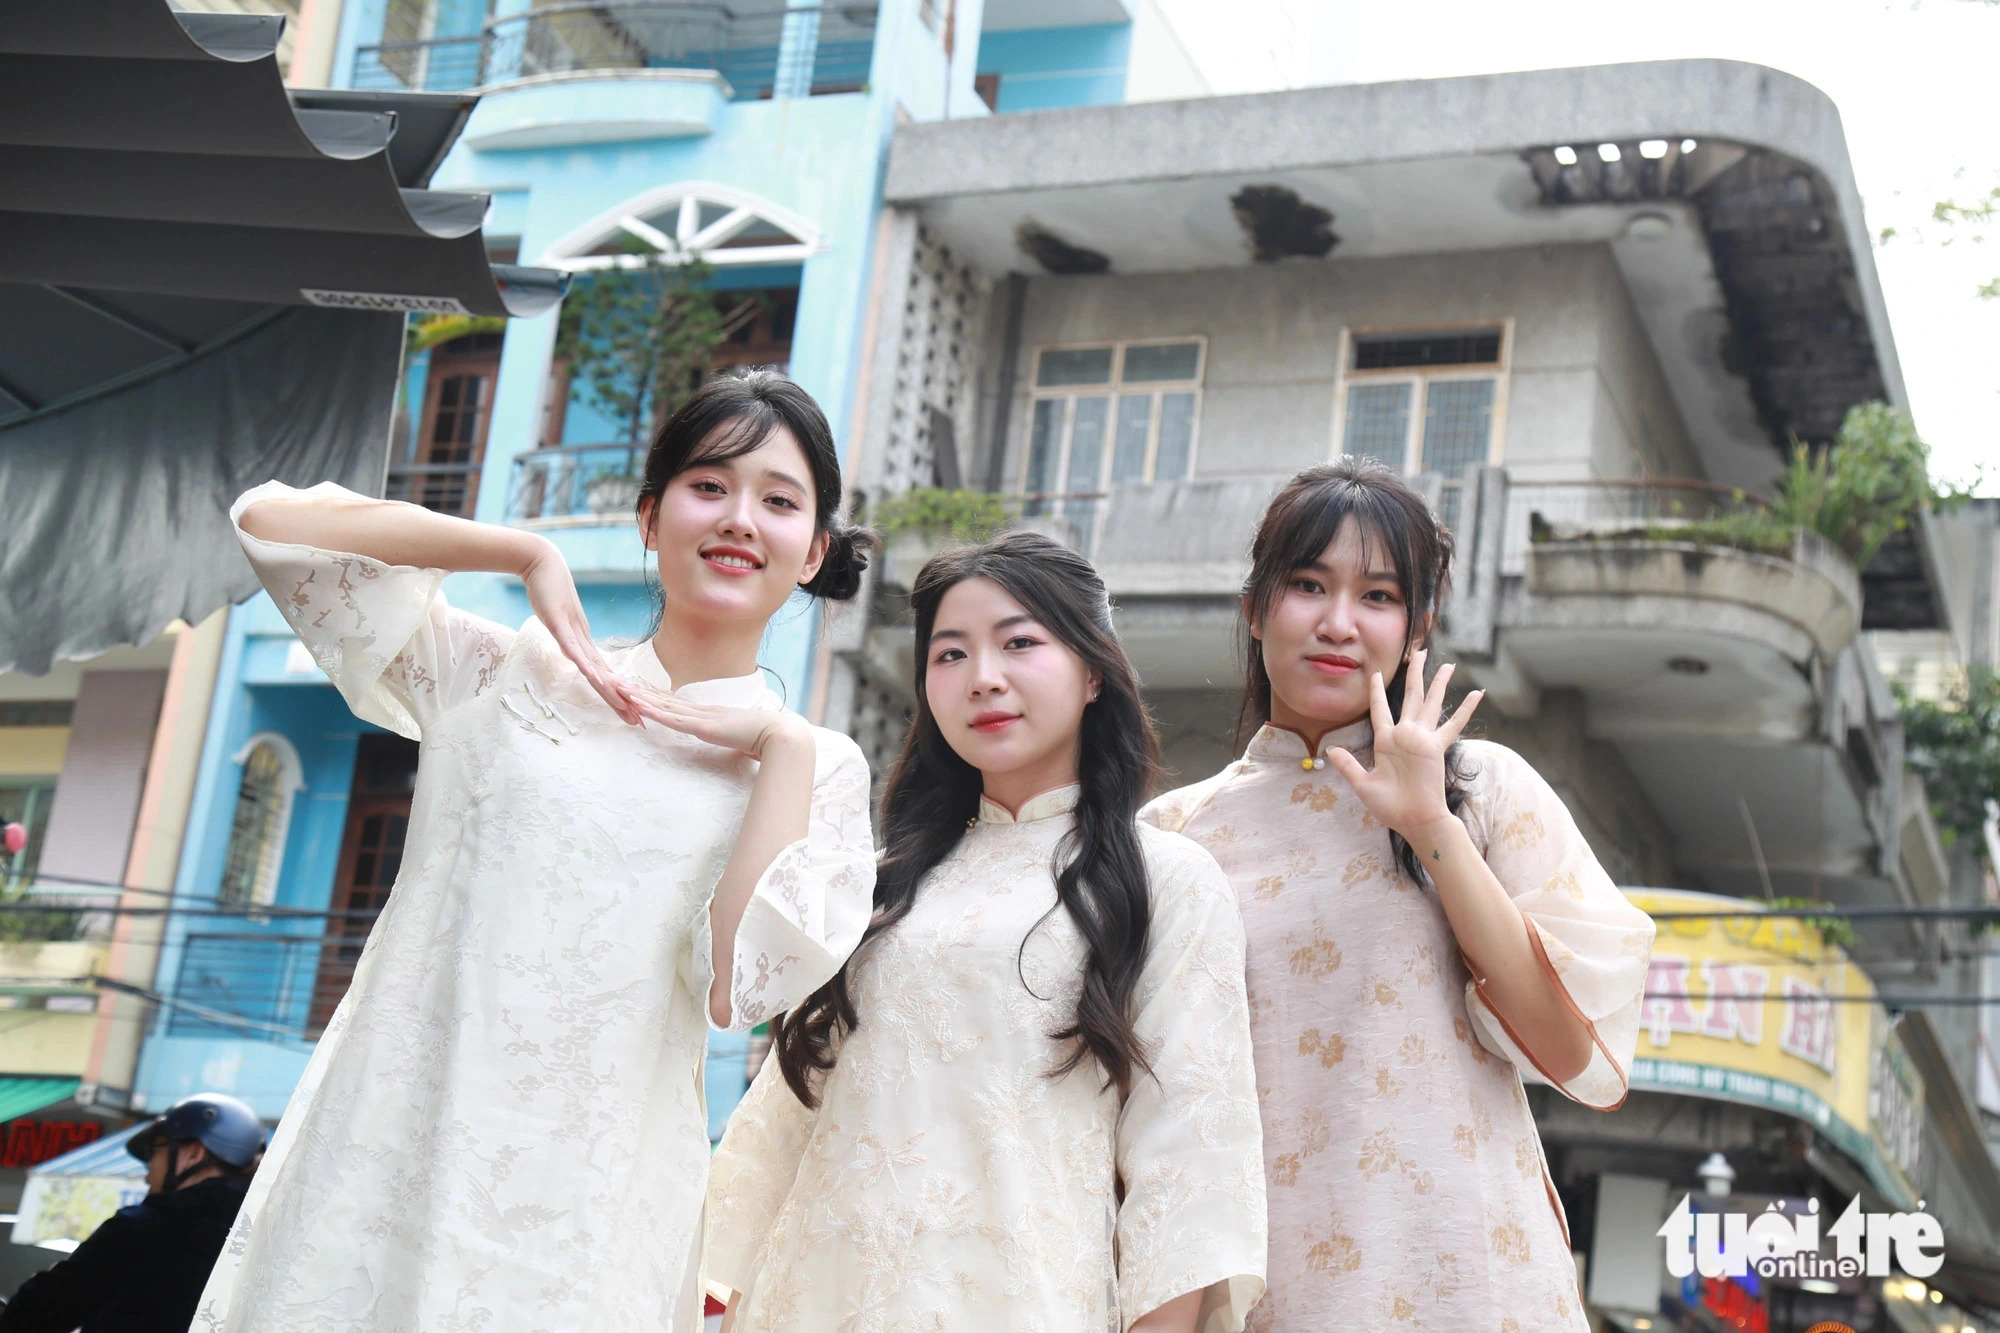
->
<box><xmin>975</xmin><ymin>24</ymin><xmax>1131</xmax><ymax>112</ymax></box>
<box><xmin>1475</xmin><ymin>691</ymin><xmax>1683</xmax><ymax>888</ymax></box>
<box><xmin>1121</xmin><ymin>0</ymin><xmax>1208</xmax><ymax>104</ymax></box>
<box><xmin>132</xmin><ymin>604</ymin><xmax>370</xmax><ymax>1116</ymax></box>
<box><xmin>35</xmin><ymin>671</ymin><xmax>167</xmax><ymax>888</ymax></box>
<box><xmin>1587</xmin><ymin>249</ymin><xmax>1702</xmax><ymax>481</ymax></box>
<box><xmin>85</xmin><ymin>612</ymin><xmax>230</xmax><ymax>1105</ymax></box>
<box><xmin>997</xmin><ymin>243</ymin><xmax>1697</xmax><ymax>489</ymax></box>
<box><xmin>1150</xmin><ymin>687</ymin><xmax>1243</xmax><ymax>789</ymax></box>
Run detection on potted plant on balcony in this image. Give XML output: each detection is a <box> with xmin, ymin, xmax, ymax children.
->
<box><xmin>551</xmin><ymin>241</ymin><xmax>763</xmax><ymax>518</ymax></box>
<box><xmin>870</xmin><ymin>488</ymin><xmax>1011</xmax><ymax>589</ymax></box>
<box><xmin>1532</xmin><ymin>403</ymin><xmax>1950</xmax><ymax>566</ymax></box>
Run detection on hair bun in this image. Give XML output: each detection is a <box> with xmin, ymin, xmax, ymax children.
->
<box><xmin>804</xmin><ymin>523</ymin><xmax>876</xmax><ymax>601</ymax></box>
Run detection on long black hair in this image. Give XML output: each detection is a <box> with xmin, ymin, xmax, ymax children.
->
<box><xmin>1238</xmin><ymin>458</ymin><xmax>1476</xmax><ymax>885</ymax></box>
<box><xmin>776</xmin><ymin>530</ymin><xmax>1162</xmax><ymax>1106</ymax></box>
<box><xmin>634</xmin><ymin>370</ymin><xmax>872</xmax><ymax>601</ymax></box>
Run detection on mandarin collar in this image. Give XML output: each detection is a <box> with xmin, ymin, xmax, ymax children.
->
<box><xmin>977</xmin><ymin>784</ymin><xmax>1082</xmax><ymax>825</ymax></box>
<box><xmin>1244</xmin><ymin>718</ymin><xmax>1373</xmax><ymax>766</ymax></box>
<box><xmin>609</xmin><ymin>637</ymin><xmax>779</xmax><ymax>710</ymax></box>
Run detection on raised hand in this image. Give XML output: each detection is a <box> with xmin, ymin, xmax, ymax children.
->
<box><xmin>1325</xmin><ymin>647</ymin><xmax>1483</xmax><ymax>838</ymax></box>
<box><xmin>520</xmin><ymin>544</ymin><xmax>642</xmax><ymax>725</ymax></box>
<box><xmin>626</xmin><ymin>683</ymin><xmax>815</xmax><ymax>761</ymax></box>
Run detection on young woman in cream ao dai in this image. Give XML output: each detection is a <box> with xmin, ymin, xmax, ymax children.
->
<box><xmin>706</xmin><ymin>532</ymin><xmax>1267</xmax><ymax>1333</ymax></box>
<box><xmin>200</xmin><ymin>374</ymin><xmax>878</xmax><ymax>1333</ymax></box>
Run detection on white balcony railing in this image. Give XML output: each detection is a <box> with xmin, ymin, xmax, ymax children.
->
<box><xmin>507</xmin><ymin>442</ymin><xmax>645</xmax><ymax>527</ymax></box>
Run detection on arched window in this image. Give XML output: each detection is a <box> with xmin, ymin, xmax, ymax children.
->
<box><xmin>217</xmin><ymin>733</ymin><xmax>303</xmax><ymax>909</ymax></box>
<box><xmin>540</xmin><ymin>182</ymin><xmax>826</xmax><ymax>272</ymax></box>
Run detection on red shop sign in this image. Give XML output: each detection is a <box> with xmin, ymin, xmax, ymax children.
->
<box><xmin>0</xmin><ymin>1119</ymin><xmax>103</xmax><ymax>1169</ymax></box>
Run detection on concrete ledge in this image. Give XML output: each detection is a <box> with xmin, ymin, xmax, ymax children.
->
<box><xmin>464</xmin><ymin>70</ymin><xmax>728</xmax><ymax>149</ymax></box>
<box><xmin>1526</xmin><ymin>529</ymin><xmax>1861</xmax><ymax>658</ymax></box>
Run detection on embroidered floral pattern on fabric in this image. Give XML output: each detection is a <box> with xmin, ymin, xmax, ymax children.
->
<box><xmin>1142</xmin><ymin>725</ymin><xmax>1654</xmax><ymax>1332</ymax></box>
<box><xmin>196</xmin><ymin>482</ymin><xmax>877</xmax><ymax>1333</ymax></box>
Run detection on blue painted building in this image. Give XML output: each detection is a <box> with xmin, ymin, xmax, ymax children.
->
<box><xmin>129</xmin><ymin>0</ymin><xmax>1204</xmax><ymax>1131</ymax></box>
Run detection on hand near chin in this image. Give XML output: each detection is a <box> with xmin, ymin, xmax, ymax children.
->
<box><xmin>626</xmin><ymin>682</ymin><xmax>813</xmax><ymax>760</ymax></box>
<box><xmin>1325</xmin><ymin>647</ymin><xmax>1483</xmax><ymax>838</ymax></box>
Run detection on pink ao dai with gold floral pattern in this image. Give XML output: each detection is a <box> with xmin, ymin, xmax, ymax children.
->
<box><xmin>1141</xmin><ymin>720</ymin><xmax>1655</xmax><ymax>1332</ymax></box>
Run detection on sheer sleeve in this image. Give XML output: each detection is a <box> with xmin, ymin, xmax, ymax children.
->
<box><xmin>1114</xmin><ymin>830</ymin><xmax>1267</xmax><ymax>1332</ymax></box>
<box><xmin>703</xmin><ymin>1051</ymin><xmax>817</xmax><ymax>1305</ymax></box>
<box><xmin>1456</xmin><ymin>742</ymin><xmax>1656</xmax><ymax>1111</ymax></box>
<box><xmin>696</xmin><ymin>730</ymin><xmax>876</xmax><ymax>1034</ymax></box>
<box><xmin>231</xmin><ymin>481</ymin><xmax>511</xmax><ymax>740</ymax></box>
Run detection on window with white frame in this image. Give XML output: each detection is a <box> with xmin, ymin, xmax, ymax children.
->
<box><xmin>1335</xmin><ymin>326</ymin><xmax>1507</xmax><ymax>527</ymax></box>
<box><xmin>1021</xmin><ymin>339</ymin><xmax>1204</xmax><ymax>550</ymax></box>
<box><xmin>217</xmin><ymin>733</ymin><xmax>304</xmax><ymax>910</ymax></box>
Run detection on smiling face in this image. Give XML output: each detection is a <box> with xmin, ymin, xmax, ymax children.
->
<box><xmin>639</xmin><ymin>424</ymin><xmax>829</xmax><ymax>628</ymax></box>
<box><xmin>1251</xmin><ymin>517</ymin><xmax>1416</xmax><ymax>734</ymax></box>
<box><xmin>924</xmin><ymin>576</ymin><xmax>1101</xmax><ymax>804</ymax></box>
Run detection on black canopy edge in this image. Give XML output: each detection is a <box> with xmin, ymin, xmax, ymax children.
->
<box><xmin>0</xmin><ymin>0</ymin><xmax>566</xmax><ymax>315</ymax></box>
<box><xmin>0</xmin><ymin>1</ymin><xmax>567</xmax><ymax>426</ymax></box>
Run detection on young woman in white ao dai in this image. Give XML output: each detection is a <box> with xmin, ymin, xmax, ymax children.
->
<box><xmin>197</xmin><ymin>376</ymin><xmax>880</xmax><ymax>1333</ymax></box>
<box><xmin>706</xmin><ymin>534</ymin><xmax>1267</xmax><ymax>1333</ymax></box>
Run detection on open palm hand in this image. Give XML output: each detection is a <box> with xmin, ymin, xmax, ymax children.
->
<box><xmin>625</xmin><ymin>682</ymin><xmax>812</xmax><ymax>760</ymax></box>
<box><xmin>1326</xmin><ymin>648</ymin><xmax>1484</xmax><ymax>838</ymax></box>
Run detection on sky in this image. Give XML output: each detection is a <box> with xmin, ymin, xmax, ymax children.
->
<box><xmin>1153</xmin><ymin>0</ymin><xmax>2000</xmax><ymax>492</ymax></box>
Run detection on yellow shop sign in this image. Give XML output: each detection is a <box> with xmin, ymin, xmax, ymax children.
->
<box><xmin>1626</xmin><ymin>889</ymin><xmax>1922</xmax><ymax>1208</ymax></box>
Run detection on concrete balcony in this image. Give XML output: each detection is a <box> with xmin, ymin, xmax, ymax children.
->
<box><xmin>1445</xmin><ymin>468</ymin><xmax>1906</xmax><ymax>913</ymax></box>
<box><xmin>0</xmin><ymin>940</ymin><xmax>112</xmax><ymax>1078</ymax></box>
<box><xmin>353</xmin><ymin>2</ymin><xmax>876</xmax><ymax>114</ymax></box>
<box><xmin>1508</xmin><ymin>479</ymin><xmax>1861</xmax><ymax>664</ymax></box>
<box><xmin>1454</xmin><ymin>475</ymin><xmax>1866</xmax><ymax>743</ymax></box>
<box><xmin>1087</xmin><ymin>475</ymin><xmax>1286</xmax><ymax>690</ymax></box>
<box><xmin>504</xmin><ymin>442</ymin><xmax>648</xmax><ymax>580</ymax></box>
<box><xmin>463</xmin><ymin>69</ymin><xmax>731</xmax><ymax>151</ymax></box>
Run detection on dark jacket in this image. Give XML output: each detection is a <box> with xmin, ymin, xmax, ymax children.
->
<box><xmin>0</xmin><ymin>1176</ymin><xmax>247</xmax><ymax>1333</ymax></box>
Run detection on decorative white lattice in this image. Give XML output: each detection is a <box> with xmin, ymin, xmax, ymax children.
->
<box><xmin>880</xmin><ymin>222</ymin><xmax>985</xmax><ymax>498</ymax></box>
<box><xmin>848</xmin><ymin>669</ymin><xmax>914</xmax><ymax>790</ymax></box>
<box><xmin>827</xmin><ymin>219</ymin><xmax>985</xmax><ymax>769</ymax></box>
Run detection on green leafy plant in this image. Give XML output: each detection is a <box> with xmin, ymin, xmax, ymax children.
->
<box><xmin>1639</xmin><ymin>509</ymin><xmax>1794</xmax><ymax>557</ymax></box>
<box><xmin>1763</xmin><ymin>897</ymin><xmax>1859</xmax><ymax>952</ymax></box>
<box><xmin>1766</xmin><ymin>403</ymin><xmax>1939</xmax><ymax>570</ymax></box>
<box><xmin>553</xmin><ymin>243</ymin><xmax>760</xmax><ymax>445</ymax></box>
<box><xmin>1533</xmin><ymin>402</ymin><xmax>1960</xmax><ymax>571</ymax></box>
<box><xmin>0</xmin><ymin>892</ymin><xmax>87</xmax><ymax>945</ymax></box>
<box><xmin>1898</xmin><ymin>670</ymin><xmax>2000</xmax><ymax>861</ymax></box>
<box><xmin>405</xmin><ymin>313</ymin><xmax>507</xmax><ymax>354</ymax></box>
<box><xmin>871</xmin><ymin>488</ymin><xmax>1011</xmax><ymax>544</ymax></box>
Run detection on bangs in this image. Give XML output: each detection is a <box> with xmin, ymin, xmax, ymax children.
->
<box><xmin>682</xmin><ymin>404</ymin><xmax>782</xmax><ymax>471</ymax></box>
<box><xmin>1250</xmin><ymin>478</ymin><xmax>1422</xmax><ymax>619</ymax></box>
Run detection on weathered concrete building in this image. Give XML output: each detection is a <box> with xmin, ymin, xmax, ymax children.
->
<box><xmin>828</xmin><ymin>59</ymin><xmax>2000</xmax><ymax>1329</ymax></box>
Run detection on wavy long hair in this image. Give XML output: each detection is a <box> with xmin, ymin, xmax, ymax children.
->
<box><xmin>776</xmin><ymin>531</ymin><xmax>1162</xmax><ymax>1106</ymax></box>
<box><xmin>1238</xmin><ymin>458</ymin><xmax>1477</xmax><ymax>885</ymax></box>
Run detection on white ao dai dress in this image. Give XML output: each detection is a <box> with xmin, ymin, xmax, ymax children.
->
<box><xmin>195</xmin><ymin>482</ymin><xmax>877</xmax><ymax>1333</ymax></box>
<box><xmin>704</xmin><ymin>785</ymin><xmax>1268</xmax><ymax>1332</ymax></box>
<box><xmin>1142</xmin><ymin>723</ymin><xmax>1655</xmax><ymax>1332</ymax></box>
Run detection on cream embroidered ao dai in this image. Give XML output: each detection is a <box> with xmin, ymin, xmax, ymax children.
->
<box><xmin>196</xmin><ymin>482</ymin><xmax>876</xmax><ymax>1333</ymax></box>
<box><xmin>1142</xmin><ymin>724</ymin><xmax>1655</xmax><ymax>1332</ymax></box>
<box><xmin>705</xmin><ymin>785</ymin><xmax>1269</xmax><ymax>1333</ymax></box>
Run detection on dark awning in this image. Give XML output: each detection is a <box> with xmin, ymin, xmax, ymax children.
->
<box><xmin>0</xmin><ymin>0</ymin><xmax>567</xmax><ymax>675</ymax></box>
